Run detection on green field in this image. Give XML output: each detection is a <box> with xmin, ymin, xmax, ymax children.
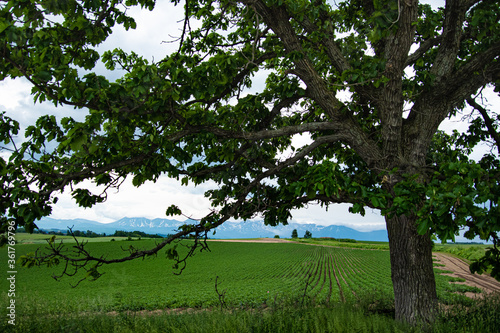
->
<box><xmin>1</xmin><ymin>239</ymin><xmax>396</xmax><ymax>313</ymax></box>
<box><xmin>433</xmin><ymin>243</ymin><xmax>493</xmax><ymax>262</ymax></box>
<box><xmin>292</xmin><ymin>238</ymin><xmax>390</xmax><ymax>250</ymax></box>
<box><xmin>1</xmin><ymin>237</ymin><xmax>497</xmax><ymax>332</ymax></box>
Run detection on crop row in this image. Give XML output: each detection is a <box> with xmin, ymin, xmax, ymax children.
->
<box><xmin>268</xmin><ymin>245</ymin><xmax>394</xmax><ymax>305</ymax></box>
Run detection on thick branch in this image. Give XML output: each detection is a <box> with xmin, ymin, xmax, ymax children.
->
<box><xmin>240</xmin><ymin>0</ymin><xmax>344</xmax><ymax>121</ymax></box>
<box><xmin>193</xmin><ymin>122</ymin><xmax>341</xmax><ymax>140</ymax></box>
<box><xmin>382</xmin><ymin>0</ymin><xmax>419</xmax><ymax>73</ymax></box>
<box><xmin>430</xmin><ymin>0</ymin><xmax>468</xmax><ymax>80</ymax></box>
<box><xmin>237</xmin><ymin>0</ymin><xmax>383</xmax><ymax>168</ymax></box>
<box><xmin>429</xmin><ymin>41</ymin><xmax>500</xmax><ymax>114</ymax></box>
<box><xmin>404</xmin><ymin>40</ymin><xmax>500</xmax><ymax>164</ymax></box>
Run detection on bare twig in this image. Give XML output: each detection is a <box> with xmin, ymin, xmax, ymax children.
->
<box><xmin>214</xmin><ymin>275</ymin><xmax>227</xmax><ymax>310</ymax></box>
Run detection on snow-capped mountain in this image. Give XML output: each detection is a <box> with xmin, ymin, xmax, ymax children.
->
<box><xmin>36</xmin><ymin>217</ymin><xmax>389</xmax><ymax>241</ymax></box>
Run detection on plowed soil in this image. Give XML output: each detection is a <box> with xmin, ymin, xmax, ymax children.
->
<box><xmin>433</xmin><ymin>252</ymin><xmax>500</xmax><ymax>296</ymax></box>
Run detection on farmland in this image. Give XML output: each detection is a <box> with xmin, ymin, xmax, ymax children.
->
<box><xmin>1</xmin><ymin>239</ymin><xmax>397</xmax><ymax>313</ymax></box>
<box><xmin>1</xmin><ymin>237</ymin><xmax>498</xmax><ymax>332</ymax></box>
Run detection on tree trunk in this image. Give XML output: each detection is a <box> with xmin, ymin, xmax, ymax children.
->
<box><xmin>386</xmin><ymin>213</ymin><xmax>438</xmax><ymax>324</ymax></box>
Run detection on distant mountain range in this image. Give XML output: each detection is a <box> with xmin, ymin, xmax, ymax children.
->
<box><xmin>36</xmin><ymin>217</ymin><xmax>389</xmax><ymax>242</ymax></box>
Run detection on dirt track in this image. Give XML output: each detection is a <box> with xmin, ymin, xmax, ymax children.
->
<box><xmin>433</xmin><ymin>252</ymin><xmax>500</xmax><ymax>296</ymax></box>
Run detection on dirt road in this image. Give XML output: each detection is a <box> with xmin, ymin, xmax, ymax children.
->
<box><xmin>433</xmin><ymin>252</ymin><xmax>500</xmax><ymax>296</ymax></box>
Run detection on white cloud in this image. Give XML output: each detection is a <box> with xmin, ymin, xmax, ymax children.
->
<box><xmin>1</xmin><ymin>76</ymin><xmax>87</xmax><ymax>145</ymax></box>
<box><xmin>422</xmin><ymin>0</ymin><xmax>445</xmax><ymax>8</ymax></box>
<box><xmin>0</xmin><ymin>78</ymin><xmax>33</xmax><ymax>110</ymax></box>
<box><xmin>49</xmin><ymin>176</ymin><xmax>214</xmax><ymax>224</ymax></box>
<box><xmin>97</xmin><ymin>1</ymin><xmax>195</xmax><ymax>61</ymax></box>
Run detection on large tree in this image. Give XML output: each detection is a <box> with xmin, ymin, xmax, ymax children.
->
<box><xmin>1</xmin><ymin>0</ymin><xmax>499</xmax><ymax>324</ymax></box>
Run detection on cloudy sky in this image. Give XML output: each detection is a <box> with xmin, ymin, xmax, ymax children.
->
<box><xmin>1</xmin><ymin>1</ymin><xmax>498</xmax><ymax>236</ymax></box>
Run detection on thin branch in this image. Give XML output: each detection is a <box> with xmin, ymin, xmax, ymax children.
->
<box><xmin>405</xmin><ymin>37</ymin><xmax>442</xmax><ymax>67</ymax></box>
<box><xmin>183</xmin><ymin>51</ymin><xmax>277</xmax><ymax>109</ymax></box>
<box><xmin>293</xmin><ymin>4</ymin><xmax>351</xmax><ymax>75</ymax></box>
<box><xmin>466</xmin><ymin>97</ymin><xmax>500</xmax><ymax>154</ymax></box>
<box><xmin>177</xmin><ymin>0</ymin><xmax>192</xmax><ymax>54</ymax></box>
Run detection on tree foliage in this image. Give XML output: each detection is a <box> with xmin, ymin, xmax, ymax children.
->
<box><xmin>1</xmin><ymin>0</ymin><xmax>500</xmax><ymax>324</ymax></box>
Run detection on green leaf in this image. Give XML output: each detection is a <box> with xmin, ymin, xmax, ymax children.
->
<box><xmin>166</xmin><ymin>205</ymin><xmax>182</xmax><ymax>216</ymax></box>
<box><xmin>417</xmin><ymin>219</ymin><xmax>430</xmax><ymax>235</ymax></box>
<box><xmin>0</xmin><ymin>18</ymin><xmax>11</xmax><ymax>33</ymax></box>
<box><xmin>70</xmin><ymin>134</ymin><xmax>87</xmax><ymax>151</ymax></box>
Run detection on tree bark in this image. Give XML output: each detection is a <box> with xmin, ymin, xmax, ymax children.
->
<box><xmin>385</xmin><ymin>213</ymin><xmax>438</xmax><ymax>324</ymax></box>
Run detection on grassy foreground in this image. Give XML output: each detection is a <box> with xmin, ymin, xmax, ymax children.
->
<box><xmin>2</xmin><ymin>295</ymin><xmax>500</xmax><ymax>333</ymax></box>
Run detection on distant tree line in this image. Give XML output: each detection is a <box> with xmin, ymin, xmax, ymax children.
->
<box><xmin>15</xmin><ymin>227</ymin><xmax>164</xmax><ymax>239</ymax></box>
<box><xmin>111</xmin><ymin>230</ymin><xmax>164</xmax><ymax>239</ymax></box>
